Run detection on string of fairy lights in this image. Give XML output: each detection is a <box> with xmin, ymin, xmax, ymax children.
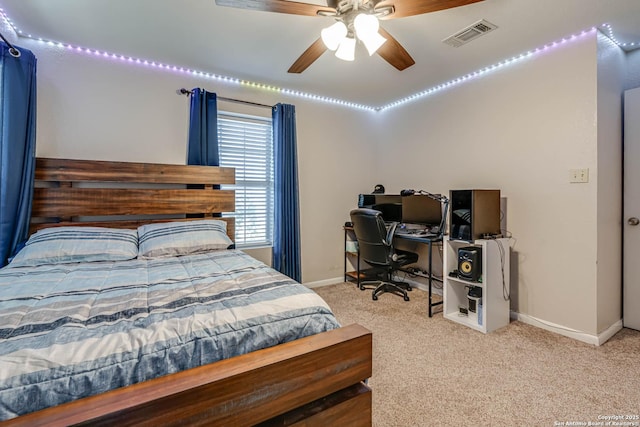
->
<box><xmin>600</xmin><ymin>23</ymin><xmax>638</xmax><ymax>50</ymax></box>
<box><xmin>0</xmin><ymin>7</ymin><xmax>636</xmax><ymax>113</ymax></box>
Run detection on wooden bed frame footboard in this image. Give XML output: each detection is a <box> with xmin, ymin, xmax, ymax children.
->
<box><xmin>5</xmin><ymin>324</ymin><xmax>372</xmax><ymax>427</ymax></box>
<box><xmin>6</xmin><ymin>158</ymin><xmax>373</xmax><ymax>426</ymax></box>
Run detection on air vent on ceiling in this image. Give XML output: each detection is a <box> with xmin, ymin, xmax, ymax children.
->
<box><xmin>442</xmin><ymin>19</ymin><xmax>498</xmax><ymax>47</ymax></box>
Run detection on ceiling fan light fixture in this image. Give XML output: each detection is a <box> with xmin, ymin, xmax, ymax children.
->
<box><xmin>321</xmin><ymin>22</ymin><xmax>348</xmax><ymax>51</ymax></box>
<box><xmin>354</xmin><ymin>13</ymin><xmax>386</xmax><ymax>55</ymax></box>
<box><xmin>360</xmin><ymin>31</ymin><xmax>387</xmax><ymax>55</ymax></box>
<box><xmin>335</xmin><ymin>36</ymin><xmax>356</xmax><ymax>61</ymax></box>
<box><xmin>353</xmin><ymin>13</ymin><xmax>379</xmax><ymax>38</ymax></box>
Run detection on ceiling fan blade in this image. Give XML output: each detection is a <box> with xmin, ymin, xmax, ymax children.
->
<box><xmin>288</xmin><ymin>38</ymin><xmax>328</xmax><ymax>73</ymax></box>
<box><xmin>376</xmin><ymin>28</ymin><xmax>415</xmax><ymax>71</ymax></box>
<box><xmin>215</xmin><ymin>0</ymin><xmax>335</xmax><ymax>17</ymax></box>
<box><xmin>377</xmin><ymin>0</ymin><xmax>484</xmax><ymax>19</ymax></box>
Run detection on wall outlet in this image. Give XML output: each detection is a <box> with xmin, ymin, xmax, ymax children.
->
<box><xmin>569</xmin><ymin>168</ymin><xmax>589</xmax><ymax>183</ymax></box>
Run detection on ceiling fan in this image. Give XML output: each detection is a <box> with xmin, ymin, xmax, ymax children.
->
<box><xmin>214</xmin><ymin>0</ymin><xmax>484</xmax><ymax>73</ymax></box>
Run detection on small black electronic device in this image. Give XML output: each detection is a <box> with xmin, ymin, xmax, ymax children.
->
<box><xmin>372</xmin><ymin>184</ymin><xmax>385</xmax><ymax>194</ymax></box>
<box><xmin>466</xmin><ymin>285</ymin><xmax>482</xmax><ymax>313</ymax></box>
<box><xmin>457</xmin><ymin>246</ymin><xmax>482</xmax><ymax>282</ymax></box>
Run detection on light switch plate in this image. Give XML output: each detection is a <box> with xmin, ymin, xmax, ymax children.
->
<box><xmin>569</xmin><ymin>168</ymin><xmax>589</xmax><ymax>183</ymax></box>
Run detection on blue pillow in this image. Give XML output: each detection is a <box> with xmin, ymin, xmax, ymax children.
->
<box><xmin>137</xmin><ymin>220</ymin><xmax>233</xmax><ymax>259</ymax></box>
<box><xmin>9</xmin><ymin>227</ymin><xmax>138</xmax><ymax>267</ymax></box>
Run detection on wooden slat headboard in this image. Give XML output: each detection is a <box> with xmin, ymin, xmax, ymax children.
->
<box><xmin>31</xmin><ymin>158</ymin><xmax>236</xmax><ymax>241</ymax></box>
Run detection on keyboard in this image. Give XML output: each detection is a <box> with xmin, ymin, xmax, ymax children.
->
<box><xmin>396</xmin><ymin>228</ymin><xmax>431</xmax><ymax>237</ymax></box>
<box><xmin>395</xmin><ymin>224</ymin><xmax>441</xmax><ymax>238</ymax></box>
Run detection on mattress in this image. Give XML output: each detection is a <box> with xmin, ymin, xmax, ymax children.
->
<box><xmin>0</xmin><ymin>250</ymin><xmax>340</xmax><ymax>420</ymax></box>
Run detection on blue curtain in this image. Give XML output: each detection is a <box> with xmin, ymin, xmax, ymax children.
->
<box><xmin>272</xmin><ymin>103</ymin><xmax>301</xmax><ymax>282</ymax></box>
<box><xmin>0</xmin><ymin>43</ymin><xmax>37</xmax><ymax>267</ymax></box>
<box><xmin>187</xmin><ymin>88</ymin><xmax>219</xmax><ymax>166</ymax></box>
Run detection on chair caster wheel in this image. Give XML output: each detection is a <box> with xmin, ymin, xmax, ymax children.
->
<box><xmin>372</xmin><ymin>294</ymin><xmax>378</xmax><ymax>301</ymax></box>
<box><xmin>406</xmin><ymin>286</ymin><xmax>412</xmax><ymax>291</ymax></box>
<box><xmin>403</xmin><ymin>295</ymin><xmax>410</xmax><ymax>302</ymax></box>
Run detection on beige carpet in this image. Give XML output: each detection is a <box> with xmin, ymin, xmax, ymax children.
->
<box><xmin>314</xmin><ymin>282</ymin><xmax>640</xmax><ymax>427</ymax></box>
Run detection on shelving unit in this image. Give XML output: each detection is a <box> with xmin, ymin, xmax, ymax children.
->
<box><xmin>343</xmin><ymin>226</ymin><xmax>374</xmax><ymax>286</ymax></box>
<box><xmin>443</xmin><ymin>237</ymin><xmax>510</xmax><ymax>333</ymax></box>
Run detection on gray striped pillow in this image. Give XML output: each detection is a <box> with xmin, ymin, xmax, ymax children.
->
<box><xmin>137</xmin><ymin>220</ymin><xmax>233</xmax><ymax>259</ymax></box>
<box><xmin>9</xmin><ymin>227</ymin><xmax>138</xmax><ymax>267</ymax></box>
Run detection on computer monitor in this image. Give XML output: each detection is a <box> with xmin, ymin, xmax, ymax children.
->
<box><xmin>358</xmin><ymin>194</ymin><xmax>402</xmax><ymax>208</ymax></box>
<box><xmin>401</xmin><ymin>195</ymin><xmax>442</xmax><ymax>226</ymax></box>
<box><xmin>372</xmin><ymin>203</ymin><xmax>403</xmax><ymax>223</ymax></box>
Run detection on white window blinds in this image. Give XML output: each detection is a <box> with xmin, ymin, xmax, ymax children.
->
<box><xmin>218</xmin><ymin>112</ymin><xmax>274</xmax><ymax>248</ymax></box>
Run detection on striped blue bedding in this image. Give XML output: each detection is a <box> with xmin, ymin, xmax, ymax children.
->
<box><xmin>0</xmin><ymin>250</ymin><xmax>340</xmax><ymax>420</ymax></box>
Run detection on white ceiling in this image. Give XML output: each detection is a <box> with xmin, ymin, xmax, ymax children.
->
<box><xmin>2</xmin><ymin>0</ymin><xmax>640</xmax><ymax>107</ymax></box>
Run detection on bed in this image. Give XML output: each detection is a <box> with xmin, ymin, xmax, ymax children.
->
<box><xmin>0</xmin><ymin>158</ymin><xmax>372</xmax><ymax>426</ymax></box>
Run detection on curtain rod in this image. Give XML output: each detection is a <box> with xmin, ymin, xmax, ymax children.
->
<box><xmin>0</xmin><ymin>31</ymin><xmax>21</xmax><ymax>57</ymax></box>
<box><xmin>178</xmin><ymin>88</ymin><xmax>273</xmax><ymax>109</ymax></box>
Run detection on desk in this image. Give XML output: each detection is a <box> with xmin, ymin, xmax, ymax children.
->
<box><xmin>394</xmin><ymin>233</ymin><xmax>443</xmax><ymax>317</ymax></box>
<box><xmin>343</xmin><ymin>225</ymin><xmax>444</xmax><ymax>317</ymax></box>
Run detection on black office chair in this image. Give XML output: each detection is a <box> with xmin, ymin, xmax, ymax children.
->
<box><xmin>350</xmin><ymin>208</ymin><xmax>419</xmax><ymax>301</ymax></box>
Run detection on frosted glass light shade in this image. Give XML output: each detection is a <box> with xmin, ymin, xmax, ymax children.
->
<box><xmin>321</xmin><ymin>22</ymin><xmax>348</xmax><ymax>51</ymax></box>
<box><xmin>335</xmin><ymin>36</ymin><xmax>356</xmax><ymax>61</ymax></box>
<box><xmin>354</xmin><ymin>14</ymin><xmax>379</xmax><ymax>38</ymax></box>
<box><xmin>354</xmin><ymin>14</ymin><xmax>386</xmax><ymax>55</ymax></box>
<box><xmin>360</xmin><ymin>31</ymin><xmax>387</xmax><ymax>55</ymax></box>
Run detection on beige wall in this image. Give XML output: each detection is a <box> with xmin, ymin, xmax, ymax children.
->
<box><xmin>12</xmin><ymin>25</ymin><xmax>629</xmax><ymax>339</ymax></box>
<box><xmin>596</xmin><ymin>33</ymin><xmax>626</xmax><ymax>334</ymax></box>
<box><xmin>626</xmin><ymin>49</ymin><xmax>640</xmax><ymax>89</ymax></box>
<box><xmin>373</xmin><ymin>35</ymin><xmax>603</xmax><ymax>335</ymax></box>
<box><xmin>19</xmin><ymin>34</ymin><xmax>378</xmax><ymax>285</ymax></box>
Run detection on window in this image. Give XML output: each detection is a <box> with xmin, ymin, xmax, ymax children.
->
<box><xmin>218</xmin><ymin>112</ymin><xmax>274</xmax><ymax>248</ymax></box>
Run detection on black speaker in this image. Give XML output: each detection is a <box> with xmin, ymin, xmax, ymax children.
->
<box><xmin>449</xmin><ymin>189</ymin><xmax>501</xmax><ymax>242</ymax></box>
<box><xmin>458</xmin><ymin>246</ymin><xmax>482</xmax><ymax>282</ymax></box>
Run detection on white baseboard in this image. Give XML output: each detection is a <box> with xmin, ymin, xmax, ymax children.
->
<box><xmin>511</xmin><ymin>312</ymin><xmax>623</xmax><ymax>346</ymax></box>
<box><xmin>596</xmin><ymin>319</ymin><xmax>624</xmax><ymax>345</ymax></box>
<box><xmin>304</xmin><ymin>276</ymin><xmax>623</xmax><ymax>346</ymax></box>
<box><xmin>303</xmin><ymin>277</ymin><xmax>344</xmax><ymax>289</ymax></box>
